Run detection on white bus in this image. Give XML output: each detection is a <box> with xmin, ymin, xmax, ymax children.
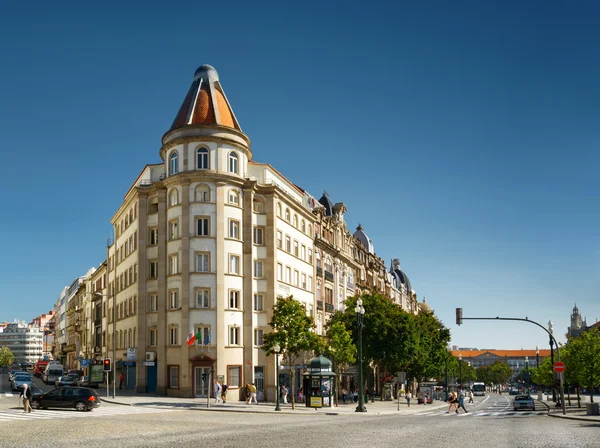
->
<box><xmin>472</xmin><ymin>382</ymin><xmax>486</xmax><ymax>396</ymax></box>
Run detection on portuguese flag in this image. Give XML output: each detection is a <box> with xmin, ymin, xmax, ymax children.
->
<box><xmin>187</xmin><ymin>329</ymin><xmax>201</xmax><ymax>346</ymax></box>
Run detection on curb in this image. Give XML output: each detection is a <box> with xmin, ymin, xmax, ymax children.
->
<box><xmin>99</xmin><ymin>398</ymin><xmax>132</xmax><ymax>406</ymax></box>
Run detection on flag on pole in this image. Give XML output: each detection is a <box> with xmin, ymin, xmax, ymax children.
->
<box><xmin>203</xmin><ymin>332</ymin><xmax>210</xmax><ymax>346</ymax></box>
<box><xmin>187</xmin><ymin>329</ymin><xmax>202</xmax><ymax>346</ymax></box>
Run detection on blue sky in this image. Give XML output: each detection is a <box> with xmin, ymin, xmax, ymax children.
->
<box><xmin>0</xmin><ymin>0</ymin><xmax>598</xmax><ymax>350</ymax></box>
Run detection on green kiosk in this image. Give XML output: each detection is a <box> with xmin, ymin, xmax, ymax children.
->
<box><xmin>303</xmin><ymin>354</ymin><xmax>336</xmax><ymax>408</ymax></box>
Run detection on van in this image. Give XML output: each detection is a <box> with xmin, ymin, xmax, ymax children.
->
<box><xmin>43</xmin><ymin>364</ymin><xmax>64</xmax><ymax>385</ymax></box>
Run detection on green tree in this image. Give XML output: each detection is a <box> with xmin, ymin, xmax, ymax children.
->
<box><xmin>530</xmin><ymin>357</ymin><xmax>555</xmax><ymax>388</ymax></box>
<box><xmin>320</xmin><ymin>320</ymin><xmax>357</xmax><ymax>406</ymax></box>
<box><xmin>261</xmin><ymin>295</ymin><xmax>319</xmax><ymax>410</ymax></box>
<box><xmin>490</xmin><ymin>360</ymin><xmax>513</xmax><ymax>387</ymax></box>
<box><xmin>565</xmin><ymin>328</ymin><xmax>600</xmax><ymax>403</ymax></box>
<box><xmin>408</xmin><ymin>312</ymin><xmax>451</xmax><ymax>383</ymax></box>
<box><xmin>0</xmin><ymin>347</ymin><xmax>14</xmax><ymax>367</ymax></box>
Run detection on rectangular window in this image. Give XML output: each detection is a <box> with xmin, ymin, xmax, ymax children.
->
<box><xmin>196</xmin><ymin>253</ymin><xmax>210</xmax><ymax>272</ymax></box>
<box><xmin>301</xmin><ymin>245</ymin><xmax>306</xmax><ymax>261</ymax></box>
<box><xmin>196</xmin><ymin>289</ymin><xmax>210</xmax><ymax>308</ymax></box>
<box><xmin>254</xmin><ymin>328</ymin><xmax>263</xmax><ymax>346</ymax></box>
<box><xmin>194</xmin><ymin>326</ymin><xmax>210</xmax><ymax>346</ymax></box>
<box><xmin>285</xmin><ymin>266</ymin><xmax>291</xmax><ymax>283</ymax></box>
<box><xmin>293</xmin><ymin>240</ymin><xmax>299</xmax><ymax>257</ymax></box>
<box><xmin>149</xmin><ymin>328</ymin><xmax>157</xmax><ymax>346</ymax></box>
<box><xmin>227</xmin><ymin>366</ymin><xmax>241</xmax><ymax>388</ymax></box>
<box><xmin>169</xmin><ymin>220</ymin><xmax>178</xmax><ymax>240</ymax></box>
<box><xmin>228</xmin><ymin>326</ymin><xmax>240</xmax><ymax>345</ymax></box>
<box><xmin>149</xmin><ymin>294</ymin><xmax>158</xmax><ymax>312</ymax></box>
<box><xmin>253</xmin><ymin>293</ymin><xmax>263</xmax><ymax>311</ymax></box>
<box><xmin>149</xmin><ymin>261</ymin><xmax>158</xmax><ymax>279</ymax></box>
<box><xmin>325</xmin><ymin>287</ymin><xmax>333</xmax><ymax>304</ymax></box>
<box><xmin>254</xmin><ymin>260</ymin><xmax>264</xmax><ymax>279</ymax></box>
<box><xmin>253</xmin><ymin>226</ymin><xmax>264</xmax><ymax>245</ymax></box>
<box><xmin>168</xmin><ymin>254</ymin><xmax>178</xmax><ymax>275</ymax></box>
<box><xmin>302</xmin><ymin>273</ymin><xmax>307</xmax><ymax>289</ymax></box>
<box><xmin>229</xmin><ymin>290</ymin><xmax>240</xmax><ymax>309</ymax></box>
<box><xmin>294</xmin><ymin>270</ymin><xmax>299</xmax><ymax>286</ymax></box>
<box><xmin>196</xmin><ymin>217</ymin><xmax>210</xmax><ymax>236</ymax></box>
<box><xmin>169</xmin><ymin>290</ymin><xmax>179</xmax><ymax>309</ymax></box>
<box><xmin>168</xmin><ymin>365</ymin><xmax>179</xmax><ymax>388</ymax></box>
<box><xmin>229</xmin><ymin>220</ymin><xmax>240</xmax><ymax>239</ymax></box>
<box><xmin>308</xmin><ymin>249</ymin><xmax>313</xmax><ymax>264</ymax></box>
<box><xmin>285</xmin><ymin>236</ymin><xmax>291</xmax><ymax>252</ymax></box>
<box><xmin>277</xmin><ymin>263</ymin><xmax>283</xmax><ymax>281</ymax></box>
<box><xmin>276</xmin><ymin>231</ymin><xmax>282</xmax><ymax>249</ymax></box>
<box><xmin>308</xmin><ymin>276</ymin><xmax>313</xmax><ymax>291</ymax></box>
<box><xmin>229</xmin><ymin>255</ymin><xmax>240</xmax><ymax>274</ymax></box>
<box><xmin>169</xmin><ymin>327</ymin><xmax>178</xmax><ymax>345</ymax></box>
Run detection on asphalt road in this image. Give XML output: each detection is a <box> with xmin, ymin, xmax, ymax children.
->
<box><xmin>0</xmin><ymin>393</ymin><xmax>597</xmax><ymax>448</ymax></box>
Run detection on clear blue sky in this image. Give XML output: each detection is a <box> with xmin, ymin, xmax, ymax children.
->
<box><xmin>1</xmin><ymin>0</ymin><xmax>598</xmax><ymax>350</ymax></box>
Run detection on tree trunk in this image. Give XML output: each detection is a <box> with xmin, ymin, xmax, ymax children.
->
<box><xmin>335</xmin><ymin>365</ymin><xmax>340</xmax><ymax>407</ymax></box>
<box><xmin>566</xmin><ymin>382</ymin><xmax>572</xmax><ymax>406</ymax></box>
<box><xmin>576</xmin><ymin>386</ymin><xmax>581</xmax><ymax>407</ymax></box>
<box><xmin>290</xmin><ymin>365</ymin><xmax>295</xmax><ymax>410</ymax></box>
<box><xmin>590</xmin><ymin>380</ymin><xmax>594</xmax><ymax>404</ymax></box>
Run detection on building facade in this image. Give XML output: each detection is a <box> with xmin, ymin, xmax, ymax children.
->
<box><xmin>0</xmin><ymin>322</ymin><xmax>43</xmax><ymax>365</ymax></box>
<box><xmin>30</xmin><ymin>311</ymin><xmax>55</xmax><ymax>359</ymax></box>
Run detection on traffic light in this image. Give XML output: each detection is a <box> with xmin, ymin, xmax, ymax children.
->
<box><xmin>103</xmin><ymin>358</ymin><xmax>112</xmax><ymax>372</ymax></box>
<box><xmin>456</xmin><ymin>308</ymin><xmax>463</xmax><ymax>326</ymax></box>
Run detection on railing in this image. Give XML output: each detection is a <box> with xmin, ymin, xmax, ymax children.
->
<box><xmin>324</xmin><ymin>271</ymin><xmax>334</xmax><ymax>282</ymax></box>
<box><xmin>316</xmin><ymin>267</ymin><xmax>323</xmax><ymax>277</ymax></box>
<box><xmin>325</xmin><ymin>303</ymin><xmax>334</xmax><ymax>313</ymax></box>
<box><xmin>317</xmin><ymin>300</ymin><xmax>324</xmax><ymax>310</ymax></box>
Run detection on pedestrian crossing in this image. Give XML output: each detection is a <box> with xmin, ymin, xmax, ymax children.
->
<box><xmin>0</xmin><ymin>392</ymin><xmax>15</xmax><ymax>398</ymax></box>
<box><xmin>419</xmin><ymin>409</ymin><xmax>547</xmax><ymax>419</ymax></box>
<box><xmin>0</xmin><ymin>405</ymin><xmax>182</xmax><ymax>423</ymax></box>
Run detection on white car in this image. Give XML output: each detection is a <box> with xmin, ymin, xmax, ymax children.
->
<box><xmin>12</xmin><ymin>375</ymin><xmax>32</xmax><ymax>392</ymax></box>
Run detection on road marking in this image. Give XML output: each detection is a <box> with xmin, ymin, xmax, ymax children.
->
<box><xmin>0</xmin><ymin>406</ymin><xmax>183</xmax><ymax>423</ymax></box>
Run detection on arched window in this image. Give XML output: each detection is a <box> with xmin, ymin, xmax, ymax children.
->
<box><xmin>253</xmin><ymin>198</ymin><xmax>264</xmax><ymax>213</ymax></box>
<box><xmin>293</xmin><ymin>215</ymin><xmax>298</xmax><ymax>228</ymax></box>
<box><xmin>169</xmin><ymin>151</ymin><xmax>178</xmax><ymax>175</ymax></box>
<box><xmin>325</xmin><ymin>258</ymin><xmax>332</xmax><ymax>273</ymax></box>
<box><xmin>169</xmin><ymin>189</ymin><xmax>178</xmax><ymax>207</ymax></box>
<box><xmin>149</xmin><ymin>197</ymin><xmax>159</xmax><ymax>214</ymax></box>
<box><xmin>228</xmin><ymin>151</ymin><xmax>239</xmax><ymax>174</ymax></box>
<box><xmin>195</xmin><ymin>185</ymin><xmax>210</xmax><ymax>202</ymax></box>
<box><xmin>229</xmin><ymin>189</ymin><xmax>240</xmax><ymax>205</ymax></box>
<box><xmin>300</xmin><ymin>220</ymin><xmax>305</xmax><ymax>233</ymax></box>
<box><xmin>285</xmin><ymin>208</ymin><xmax>290</xmax><ymax>222</ymax></box>
<box><xmin>197</xmin><ymin>147</ymin><xmax>209</xmax><ymax>170</ymax></box>
<box><xmin>276</xmin><ymin>203</ymin><xmax>282</xmax><ymax>217</ymax></box>
<box><xmin>308</xmin><ymin>224</ymin><xmax>312</xmax><ymax>236</ymax></box>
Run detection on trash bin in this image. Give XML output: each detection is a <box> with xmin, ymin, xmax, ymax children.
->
<box><xmin>586</xmin><ymin>403</ymin><xmax>599</xmax><ymax>415</ymax></box>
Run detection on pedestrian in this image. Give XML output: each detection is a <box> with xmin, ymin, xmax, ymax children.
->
<box><xmin>20</xmin><ymin>384</ymin><xmax>32</xmax><ymax>413</ymax></box>
<box><xmin>405</xmin><ymin>390</ymin><xmax>412</xmax><ymax>407</ymax></box>
<box><xmin>220</xmin><ymin>383</ymin><xmax>228</xmax><ymax>403</ymax></box>
<box><xmin>281</xmin><ymin>385</ymin><xmax>289</xmax><ymax>404</ymax></box>
<box><xmin>353</xmin><ymin>388</ymin><xmax>358</xmax><ymax>403</ymax></box>
<box><xmin>214</xmin><ymin>380</ymin><xmax>221</xmax><ymax>403</ymax></box>
<box><xmin>342</xmin><ymin>387</ymin><xmax>347</xmax><ymax>404</ymax></box>
<box><xmin>119</xmin><ymin>373</ymin><xmax>124</xmax><ymax>389</ymax></box>
<box><xmin>457</xmin><ymin>391</ymin><xmax>468</xmax><ymax>413</ymax></box>
<box><xmin>297</xmin><ymin>386</ymin><xmax>304</xmax><ymax>403</ymax></box>
<box><xmin>247</xmin><ymin>383</ymin><xmax>257</xmax><ymax>404</ymax></box>
<box><xmin>468</xmin><ymin>389</ymin><xmax>474</xmax><ymax>404</ymax></box>
<box><xmin>446</xmin><ymin>391</ymin><xmax>458</xmax><ymax>413</ymax></box>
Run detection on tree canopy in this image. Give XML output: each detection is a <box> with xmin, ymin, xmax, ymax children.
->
<box><xmin>0</xmin><ymin>347</ymin><xmax>14</xmax><ymax>367</ymax></box>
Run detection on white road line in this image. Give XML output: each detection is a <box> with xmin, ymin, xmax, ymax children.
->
<box><xmin>0</xmin><ymin>406</ymin><xmax>182</xmax><ymax>423</ymax></box>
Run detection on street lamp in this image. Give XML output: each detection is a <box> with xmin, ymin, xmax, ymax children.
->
<box><xmin>458</xmin><ymin>354</ymin><xmax>463</xmax><ymax>390</ymax></box>
<box><xmin>467</xmin><ymin>361</ymin><xmax>471</xmax><ymax>390</ymax></box>
<box><xmin>525</xmin><ymin>356</ymin><xmax>529</xmax><ymax>393</ymax></box>
<box><xmin>548</xmin><ymin>320</ymin><xmax>556</xmax><ymax>403</ymax></box>
<box><xmin>355</xmin><ymin>298</ymin><xmax>366</xmax><ymax>412</ymax></box>
<box><xmin>274</xmin><ymin>344</ymin><xmax>281</xmax><ymax>412</ymax></box>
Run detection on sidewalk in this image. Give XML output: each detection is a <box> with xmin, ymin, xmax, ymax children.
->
<box><xmin>543</xmin><ymin>395</ymin><xmax>600</xmax><ymax>423</ymax></box>
<box><xmin>99</xmin><ymin>390</ymin><xmax>448</xmax><ymax>416</ymax></box>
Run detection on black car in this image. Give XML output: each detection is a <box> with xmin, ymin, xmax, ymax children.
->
<box><xmin>30</xmin><ymin>387</ymin><xmax>100</xmax><ymax>412</ymax></box>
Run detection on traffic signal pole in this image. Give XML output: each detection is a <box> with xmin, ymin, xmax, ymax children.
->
<box><xmin>455</xmin><ymin>310</ymin><xmax>566</xmax><ymax>415</ymax></box>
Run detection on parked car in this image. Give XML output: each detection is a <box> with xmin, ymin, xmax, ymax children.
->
<box><xmin>76</xmin><ymin>376</ymin><xmax>98</xmax><ymax>388</ymax></box>
<box><xmin>55</xmin><ymin>374</ymin><xmax>79</xmax><ymax>387</ymax></box>
<box><xmin>30</xmin><ymin>387</ymin><xmax>100</xmax><ymax>412</ymax></box>
<box><xmin>11</xmin><ymin>375</ymin><xmax>32</xmax><ymax>391</ymax></box>
<box><xmin>9</xmin><ymin>370</ymin><xmax>28</xmax><ymax>384</ymax></box>
<box><xmin>67</xmin><ymin>369</ymin><xmax>84</xmax><ymax>379</ymax></box>
<box><xmin>513</xmin><ymin>394</ymin><xmax>535</xmax><ymax>411</ymax></box>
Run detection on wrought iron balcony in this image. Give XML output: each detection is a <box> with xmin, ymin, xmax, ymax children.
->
<box><xmin>325</xmin><ymin>303</ymin><xmax>334</xmax><ymax>313</ymax></box>
<box><xmin>324</xmin><ymin>271</ymin><xmax>334</xmax><ymax>282</ymax></box>
<box><xmin>316</xmin><ymin>267</ymin><xmax>323</xmax><ymax>277</ymax></box>
<box><xmin>317</xmin><ymin>300</ymin><xmax>324</xmax><ymax>310</ymax></box>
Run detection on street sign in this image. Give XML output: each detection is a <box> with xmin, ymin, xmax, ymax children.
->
<box><xmin>553</xmin><ymin>362</ymin><xmax>566</xmax><ymax>372</ymax></box>
<box><xmin>81</xmin><ymin>359</ymin><xmax>89</xmax><ymax>367</ymax></box>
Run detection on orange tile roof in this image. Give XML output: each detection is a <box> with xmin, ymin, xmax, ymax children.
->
<box><xmin>451</xmin><ymin>349</ymin><xmax>551</xmax><ymax>358</ymax></box>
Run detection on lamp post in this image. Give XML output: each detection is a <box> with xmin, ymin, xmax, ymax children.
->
<box><xmin>458</xmin><ymin>354</ymin><xmax>463</xmax><ymax>391</ymax></box>
<box><xmin>355</xmin><ymin>298</ymin><xmax>366</xmax><ymax>412</ymax></box>
<box><xmin>274</xmin><ymin>344</ymin><xmax>281</xmax><ymax>412</ymax></box>
<box><xmin>548</xmin><ymin>320</ymin><xmax>556</xmax><ymax>403</ymax></box>
<box><xmin>467</xmin><ymin>361</ymin><xmax>471</xmax><ymax>390</ymax></box>
<box><xmin>525</xmin><ymin>356</ymin><xmax>529</xmax><ymax>393</ymax></box>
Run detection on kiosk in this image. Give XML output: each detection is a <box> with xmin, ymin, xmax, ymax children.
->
<box><xmin>303</xmin><ymin>355</ymin><xmax>336</xmax><ymax>408</ymax></box>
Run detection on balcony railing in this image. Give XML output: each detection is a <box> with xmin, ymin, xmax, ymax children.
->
<box><xmin>325</xmin><ymin>303</ymin><xmax>334</xmax><ymax>313</ymax></box>
<box><xmin>316</xmin><ymin>267</ymin><xmax>323</xmax><ymax>277</ymax></box>
<box><xmin>324</xmin><ymin>271</ymin><xmax>334</xmax><ymax>282</ymax></box>
<box><xmin>317</xmin><ymin>300</ymin><xmax>323</xmax><ymax>310</ymax></box>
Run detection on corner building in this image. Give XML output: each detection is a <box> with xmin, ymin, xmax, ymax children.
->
<box><xmin>113</xmin><ymin>65</ymin><xmax>317</xmax><ymax>399</ymax></box>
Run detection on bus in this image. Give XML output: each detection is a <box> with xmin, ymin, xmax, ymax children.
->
<box><xmin>473</xmin><ymin>382</ymin><xmax>486</xmax><ymax>396</ymax></box>
<box><xmin>33</xmin><ymin>361</ymin><xmax>49</xmax><ymax>378</ymax></box>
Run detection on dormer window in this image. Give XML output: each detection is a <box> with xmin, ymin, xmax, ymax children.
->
<box><xmin>169</xmin><ymin>152</ymin><xmax>178</xmax><ymax>175</ymax></box>
<box><xmin>197</xmin><ymin>147</ymin><xmax>209</xmax><ymax>170</ymax></box>
<box><xmin>228</xmin><ymin>151</ymin><xmax>239</xmax><ymax>174</ymax></box>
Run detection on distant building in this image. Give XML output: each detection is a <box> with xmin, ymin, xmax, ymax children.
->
<box><xmin>0</xmin><ymin>321</ymin><xmax>43</xmax><ymax>365</ymax></box>
<box><xmin>567</xmin><ymin>303</ymin><xmax>587</xmax><ymax>338</ymax></box>
<box><xmin>451</xmin><ymin>349</ymin><xmax>550</xmax><ymax>376</ymax></box>
<box><xmin>31</xmin><ymin>311</ymin><xmax>55</xmax><ymax>359</ymax></box>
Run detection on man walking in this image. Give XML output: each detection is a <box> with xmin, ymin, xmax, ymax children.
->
<box><xmin>20</xmin><ymin>384</ymin><xmax>32</xmax><ymax>413</ymax></box>
<box><xmin>119</xmin><ymin>373</ymin><xmax>124</xmax><ymax>389</ymax></box>
<box><xmin>457</xmin><ymin>390</ymin><xmax>468</xmax><ymax>413</ymax></box>
<box><xmin>221</xmin><ymin>383</ymin><xmax>228</xmax><ymax>403</ymax></box>
<box><xmin>214</xmin><ymin>380</ymin><xmax>222</xmax><ymax>403</ymax></box>
<box><xmin>468</xmin><ymin>389</ymin><xmax>474</xmax><ymax>404</ymax></box>
<box><xmin>248</xmin><ymin>383</ymin><xmax>257</xmax><ymax>404</ymax></box>
<box><xmin>405</xmin><ymin>390</ymin><xmax>412</xmax><ymax>407</ymax></box>
<box><xmin>281</xmin><ymin>385</ymin><xmax>289</xmax><ymax>404</ymax></box>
